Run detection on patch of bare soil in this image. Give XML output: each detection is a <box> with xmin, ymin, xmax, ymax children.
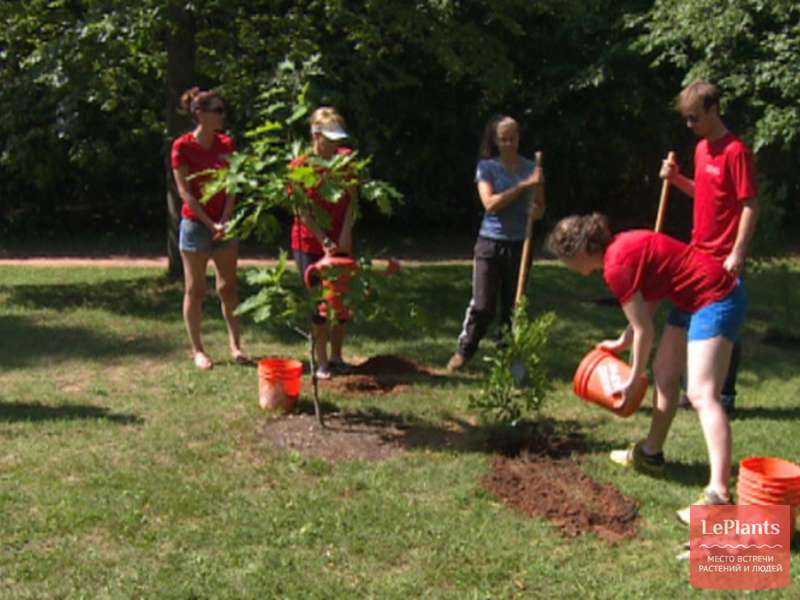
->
<box><xmin>482</xmin><ymin>453</ymin><xmax>639</xmax><ymax>542</ymax></box>
<box><xmin>323</xmin><ymin>354</ymin><xmax>438</xmax><ymax>395</ymax></box>
<box><xmin>261</xmin><ymin>411</ymin><xmax>414</xmax><ymax>462</ymax></box>
<box><xmin>260</xmin><ymin>356</ymin><xmax>638</xmax><ymax>543</ymax></box>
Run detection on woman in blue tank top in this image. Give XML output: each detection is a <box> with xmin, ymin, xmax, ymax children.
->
<box><xmin>447</xmin><ymin>115</ymin><xmax>545</xmax><ymax>371</ymax></box>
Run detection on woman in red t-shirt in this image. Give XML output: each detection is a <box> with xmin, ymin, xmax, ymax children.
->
<box><xmin>171</xmin><ymin>87</ymin><xmax>248</xmax><ymax>370</ymax></box>
<box><xmin>289</xmin><ymin>107</ymin><xmax>357</xmax><ymax>380</ymax></box>
<box><xmin>548</xmin><ymin>213</ymin><xmax>746</xmax><ymax>520</ymax></box>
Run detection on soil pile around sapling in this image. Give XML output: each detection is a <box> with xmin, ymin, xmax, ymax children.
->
<box><xmin>482</xmin><ymin>453</ymin><xmax>639</xmax><ymax>542</ymax></box>
<box><xmin>323</xmin><ymin>354</ymin><xmax>436</xmax><ymax>394</ymax></box>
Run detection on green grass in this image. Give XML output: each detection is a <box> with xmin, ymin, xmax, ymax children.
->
<box><xmin>1</xmin><ymin>260</ymin><xmax>799</xmax><ymax>599</ymax></box>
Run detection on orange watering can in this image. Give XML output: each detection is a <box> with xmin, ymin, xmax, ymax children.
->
<box><xmin>303</xmin><ymin>255</ymin><xmax>401</xmax><ymax>320</ymax></box>
<box><xmin>304</xmin><ymin>254</ymin><xmax>358</xmax><ymax>320</ymax></box>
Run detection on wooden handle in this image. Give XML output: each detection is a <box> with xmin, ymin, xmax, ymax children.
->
<box><xmin>654</xmin><ymin>151</ymin><xmax>676</xmax><ymax>233</ymax></box>
<box><xmin>515</xmin><ymin>151</ymin><xmax>543</xmax><ymax>307</ymax></box>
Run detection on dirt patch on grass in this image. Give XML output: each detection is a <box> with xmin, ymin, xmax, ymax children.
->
<box><xmin>260</xmin><ymin>411</ymin><xmax>412</xmax><ymax>462</ymax></box>
<box><xmin>323</xmin><ymin>354</ymin><xmax>439</xmax><ymax>395</ymax></box>
<box><xmin>482</xmin><ymin>453</ymin><xmax>639</xmax><ymax>542</ymax></box>
<box><xmin>261</xmin><ymin>363</ymin><xmax>638</xmax><ymax>542</ymax></box>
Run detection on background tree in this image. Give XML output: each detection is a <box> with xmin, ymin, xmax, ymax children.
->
<box><xmin>1</xmin><ymin>1</ymin><xmax>796</xmax><ymax>255</ymax></box>
<box><xmin>632</xmin><ymin>0</ymin><xmax>800</xmax><ymax>250</ymax></box>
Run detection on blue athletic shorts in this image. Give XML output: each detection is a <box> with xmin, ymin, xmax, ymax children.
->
<box><xmin>666</xmin><ymin>281</ymin><xmax>747</xmax><ymax>342</ymax></box>
<box><xmin>179</xmin><ymin>218</ymin><xmax>237</xmax><ymax>253</ymax></box>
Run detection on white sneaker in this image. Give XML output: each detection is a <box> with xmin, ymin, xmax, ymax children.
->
<box><xmin>315</xmin><ymin>365</ymin><xmax>332</xmax><ymax>380</ymax></box>
<box><xmin>676</xmin><ymin>488</ymin><xmax>732</xmax><ymax>525</ymax></box>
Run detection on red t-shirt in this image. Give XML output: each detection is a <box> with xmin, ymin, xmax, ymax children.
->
<box><xmin>290</xmin><ymin>147</ymin><xmax>353</xmax><ymax>254</ymax></box>
<box><xmin>692</xmin><ymin>132</ymin><xmax>758</xmax><ymax>262</ymax></box>
<box><xmin>171</xmin><ymin>132</ymin><xmax>235</xmax><ymax>222</ymax></box>
<box><xmin>604</xmin><ymin>230</ymin><xmax>736</xmax><ymax>313</ymax></box>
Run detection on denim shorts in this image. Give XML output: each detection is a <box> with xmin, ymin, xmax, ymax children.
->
<box><xmin>179</xmin><ymin>218</ymin><xmax>237</xmax><ymax>253</ymax></box>
<box><xmin>666</xmin><ymin>281</ymin><xmax>747</xmax><ymax>342</ymax></box>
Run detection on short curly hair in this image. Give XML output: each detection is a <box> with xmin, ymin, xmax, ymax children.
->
<box><xmin>547</xmin><ymin>213</ymin><xmax>612</xmax><ymax>259</ymax></box>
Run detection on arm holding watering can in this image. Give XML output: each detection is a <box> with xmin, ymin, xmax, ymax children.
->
<box><xmin>336</xmin><ymin>192</ymin><xmax>357</xmax><ymax>256</ymax></box>
<box><xmin>615</xmin><ymin>292</ymin><xmax>655</xmax><ymax>410</ymax></box>
<box><xmin>598</xmin><ymin>299</ymin><xmax>659</xmax><ymax>355</ymax></box>
<box><xmin>296</xmin><ymin>205</ymin><xmax>344</xmax><ymax>256</ymax></box>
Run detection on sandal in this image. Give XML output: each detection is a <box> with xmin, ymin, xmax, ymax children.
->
<box><xmin>232</xmin><ymin>352</ymin><xmax>254</xmax><ymax>366</ymax></box>
<box><xmin>193</xmin><ymin>352</ymin><xmax>214</xmax><ymax>370</ymax></box>
<box><xmin>329</xmin><ymin>358</ymin><xmax>353</xmax><ymax>375</ymax></box>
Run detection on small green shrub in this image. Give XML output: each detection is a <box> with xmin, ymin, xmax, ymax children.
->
<box><xmin>469</xmin><ymin>302</ymin><xmax>555</xmax><ymax>425</ymax></box>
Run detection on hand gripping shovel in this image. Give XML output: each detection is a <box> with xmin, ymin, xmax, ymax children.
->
<box><xmin>510</xmin><ymin>151</ymin><xmax>544</xmax><ymax>383</ymax></box>
<box><xmin>654</xmin><ymin>151</ymin><xmax>676</xmax><ymax>233</ymax></box>
<box><xmin>514</xmin><ymin>151</ymin><xmax>544</xmax><ymax>307</ymax></box>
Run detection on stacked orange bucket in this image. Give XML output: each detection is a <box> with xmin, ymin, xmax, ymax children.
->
<box><xmin>737</xmin><ymin>456</ymin><xmax>800</xmax><ymax>539</ymax></box>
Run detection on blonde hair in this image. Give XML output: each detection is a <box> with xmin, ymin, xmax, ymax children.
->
<box><xmin>310</xmin><ymin>106</ymin><xmax>346</xmax><ymax>130</ymax></box>
<box><xmin>675</xmin><ymin>80</ymin><xmax>721</xmax><ymax>113</ymax></box>
<box><xmin>547</xmin><ymin>213</ymin><xmax>612</xmax><ymax>259</ymax></box>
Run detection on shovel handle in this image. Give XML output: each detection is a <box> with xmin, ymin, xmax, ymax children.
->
<box><xmin>515</xmin><ymin>150</ymin><xmax>543</xmax><ymax>307</ymax></box>
<box><xmin>654</xmin><ymin>151</ymin><xmax>676</xmax><ymax>233</ymax></box>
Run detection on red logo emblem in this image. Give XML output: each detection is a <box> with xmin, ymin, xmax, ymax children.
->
<box><xmin>690</xmin><ymin>504</ymin><xmax>792</xmax><ymax>589</ymax></box>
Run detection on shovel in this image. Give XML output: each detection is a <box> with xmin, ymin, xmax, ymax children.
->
<box><xmin>514</xmin><ymin>150</ymin><xmax>544</xmax><ymax>308</ymax></box>
<box><xmin>510</xmin><ymin>151</ymin><xmax>544</xmax><ymax>384</ymax></box>
<box><xmin>654</xmin><ymin>151</ymin><xmax>676</xmax><ymax>233</ymax></box>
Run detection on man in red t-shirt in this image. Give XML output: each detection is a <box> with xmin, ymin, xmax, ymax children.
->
<box><xmin>659</xmin><ymin>80</ymin><xmax>759</xmax><ymax>417</ymax></box>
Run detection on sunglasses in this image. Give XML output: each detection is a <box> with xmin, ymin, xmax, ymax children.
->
<box><xmin>206</xmin><ymin>106</ymin><xmax>226</xmax><ymax>115</ymax></box>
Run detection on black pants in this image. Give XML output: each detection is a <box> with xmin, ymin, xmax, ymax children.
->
<box><xmin>456</xmin><ymin>236</ymin><xmax>529</xmax><ymax>359</ymax></box>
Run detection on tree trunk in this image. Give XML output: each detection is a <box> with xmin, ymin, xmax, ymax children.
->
<box><xmin>164</xmin><ymin>2</ymin><xmax>196</xmax><ymax>280</ymax></box>
<box><xmin>308</xmin><ymin>330</ymin><xmax>325</xmax><ymax>428</ymax></box>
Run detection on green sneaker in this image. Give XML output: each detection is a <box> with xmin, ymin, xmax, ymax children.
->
<box><xmin>676</xmin><ymin>488</ymin><xmax>733</xmax><ymax>526</ymax></box>
<box><xmin>609</xmin><ymin>440</ymin><xmax>665</xmax><ymax>474</ymax></box>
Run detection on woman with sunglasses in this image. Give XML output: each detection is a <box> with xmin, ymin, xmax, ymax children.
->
<box><xmin>171</xmin><ymin>87</ymin><xmax>248</xmax><ymax>370</ymax></box>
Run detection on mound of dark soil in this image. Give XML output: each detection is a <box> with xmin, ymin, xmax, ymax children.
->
<box><xmin>353</xmin><ymin>354</ymin><xmax>428</xmax><ymax>376</ymax></box>
<box><xmin>323</xmin><ymin>354</ymin><xmax>436</xmax><ymax>395</ymax></box>
<box><xmin>482</xmin><ymin>453</ymin><xmax>639</xmax><ymax>542</ymax></box>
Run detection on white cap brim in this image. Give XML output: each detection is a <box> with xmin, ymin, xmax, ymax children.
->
<box><xmin>312</xmin><ymin>123</ymin><xmax>349</xmax><ymax>140</ymax></box>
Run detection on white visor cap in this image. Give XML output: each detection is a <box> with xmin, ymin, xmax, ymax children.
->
<box><xmin>312</xmin><ymin>121</ymin><xmax>349</xmax><ymax>140</ymax></box>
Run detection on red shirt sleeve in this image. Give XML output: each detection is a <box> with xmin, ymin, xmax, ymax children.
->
<box><xmin>171</xmin><ymin>136</ymin><xmax>186</xmax><ymax>169</ymax></box>
<box><xmin>729</xmin><ymin>144</ymin><xmax>758</xmax><ymax>201</ymax></box>
<box><xmin>604</xmin><ymin>261</ymin><xmax>637</xmax><ymax>306</ymax></box>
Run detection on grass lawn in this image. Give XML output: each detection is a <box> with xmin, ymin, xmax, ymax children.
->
<box><xmin>1</xmin><ymin>258</ymin><xmax>799</xmax><ymax>599</ymax></box>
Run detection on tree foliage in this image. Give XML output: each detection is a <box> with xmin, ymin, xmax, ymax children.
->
<box><xmin>2</xmin><ymin>0</ymin><xmax>797</xmax><ymax>240</ymax></box>
<box><xmin>632</xmin><ymin>0</ymin><xmax>800</xmax><ymax>244</ymax></box>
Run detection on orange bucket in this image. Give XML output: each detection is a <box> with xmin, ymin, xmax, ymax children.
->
<box><xmin>258</xmin><ymin>358</ymin><xmax>303</xmax><ymax>413</ymax></box>
<box><xmin>736</xmin><ymin>456</ymin><xmax>800</xmax><ymax>539</ymax></box>
<box><xmin>572</xmin><ymin>347</ymin><xmax>648</xmax><ymax>417</ymax></box>
<box><xmin>737</xmin><ymin>478</ymin><xmax>800</xmax><ymax>505</ymax></box>
<box><xmin>740</xmin><ymin>456</ymin><xmax>800</xmax><ymax>483</ymax></box>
